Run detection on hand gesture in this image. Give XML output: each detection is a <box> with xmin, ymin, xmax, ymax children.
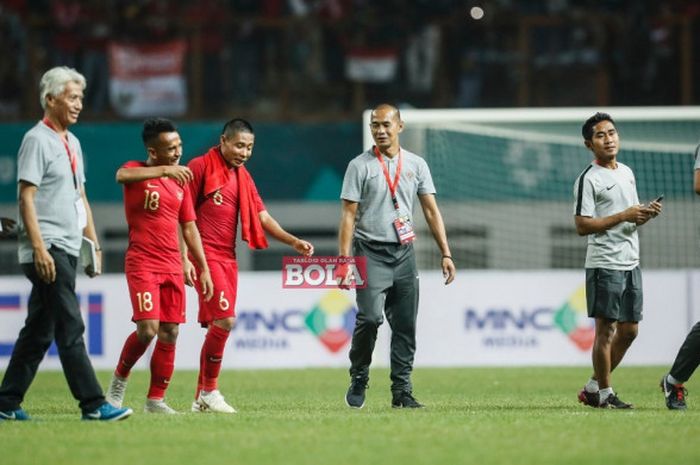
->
<box><xmin>623</xmin><ymin>204</ymin><xmax>653</xmax><ymax>225</ymax></box>
<box><xmin>293</xmin><ymin>239</ymin><xmax>314</xmax><ymax>257</ymax></box>
<box><xmin>163</xmin><ymin>165</ymin><xmax>193</xmax><ymax>185</ymax></box>
<box><xmin>34</xmin><ymin>247</ymin><xmax>56</xmax><ymax>283</ymax></box>
<box><xmin>182</xmin><ymin>256</ymin><xmax>196</xmax><ymax>286</ymax></box>
<box><xmin>441</xmin><ymin>256</ymin><xmax>456</xmax><ymax>285</ymax></box>
<box><xmin>199</xmin><ymin>269</ymin><xmax>214</xmax><ymax>302</ymax></box>
<box><xmin>647</xmin><ymin>200</ymin><xmax>662</xmax><ymax>218</ymax></box>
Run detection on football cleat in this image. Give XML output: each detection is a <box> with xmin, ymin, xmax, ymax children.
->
<box><xmin>144</xmin><ymin>399</ymin><xmax>178</xmax><ymax>414</ymax></box>
<box><xmin>660</xmin><ymin>375</ymin><xmax>688</xmax><ymax>410</ymax></box>
<box><xmin>195</xmin><ymin>390</ymin><xmax>236</xmax><ymax>413</ymax></box>
<box><xmin>105</xmin><ymin>374</ymin><xmax>128</xmax><ymax>408</ymax></box>
<box><xmin>599</xmin><ymin>393</ymin><xmax>633</xmax><ymax>409</ymax></box>
<box><xmin>578</xmin><ymin>388</ymin><xmax>599</xmax><ymax>408</ymax></box>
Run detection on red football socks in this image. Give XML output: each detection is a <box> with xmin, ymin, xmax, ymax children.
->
<box><xmin>114</xmin><ymin>331</ymin><xmax>150</xmax><ymax>378</ymax></box>
<box><xmin>201</xmin><ymin>325</ymin><xmax>230</xmax><ymax>392</ymax></box>
<box><xmin>148</xmin><ymin>340</ymin><xmax>176</xmax><ymax>400</ymax></box>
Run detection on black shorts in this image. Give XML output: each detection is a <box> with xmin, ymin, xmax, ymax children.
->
<box><xmin>585</xmin><ymin>267</ymin><xmax>643</xmax><ymax>322</ymax></box>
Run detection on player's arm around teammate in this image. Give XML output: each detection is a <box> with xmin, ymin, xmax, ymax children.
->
<box><xmin>116</xmin><ymin>163</ymin><xmax>194</xmax><ymax>185</ymax></box>
<box><xmin>105</xmin><ymin>118</ymin><xmax>212</xmax><ymax>414</ymax></box>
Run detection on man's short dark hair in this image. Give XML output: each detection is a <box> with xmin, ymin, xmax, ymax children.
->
<box><xmin>582</xmin><ymin>112</ymin><xmax>616</xmax><ymax>141</ymax></box>
<box><xmin>142</xmin><ymin>118</ymin><xmax>177</xmax><ymax>146</ymax></box>
<box><xmin>222</xmin><ymin>118</ymin><xmax>254</xmax><ymax>138</ymax></box>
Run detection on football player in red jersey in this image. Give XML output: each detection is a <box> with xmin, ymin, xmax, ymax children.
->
<box><xmin>186</xmin><ymin>118</ymin><xmax>313</xmax><ymax>413</ymax></box>
<box><xmin>105</xmin><ymin>118</ymin><xmax>213</xmax><ymax>414</ymax></box>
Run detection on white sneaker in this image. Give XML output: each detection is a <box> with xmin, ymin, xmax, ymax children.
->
<box><xmin>191</xmin><ymin>400</ymin><xmax>207</xmax><ymax>413</ymax></box>
<box><xmin>196</xmin><ymin>390</ymin><xmax>236</xmax><ymax>413</ymax></box>
<box><xmin>105</xmin><ymin>375</ymin><xmax>128</xmax><ymax>408</ymax></box>
<box><xmin>144</xmin><ymin>399</ymin><xmax>178</xmax><ymax>414</ymax></box>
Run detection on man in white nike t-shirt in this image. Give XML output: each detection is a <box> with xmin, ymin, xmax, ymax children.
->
<box><xmin>573</xmin><ymin>112</ymin><xmax>662</xmax><ymax>409</ymax></box>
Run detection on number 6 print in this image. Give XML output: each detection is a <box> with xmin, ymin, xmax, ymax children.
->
<box><xmin>218</xmin><ymin>291</ymin><xmax>230</xmax><ymax>311</ymax></box>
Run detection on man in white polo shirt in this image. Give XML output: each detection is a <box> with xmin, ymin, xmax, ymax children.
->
<box><xmin>573</xmin><ymin>112</ymin><xmax>662</xmax><ymax>409</ymax></box>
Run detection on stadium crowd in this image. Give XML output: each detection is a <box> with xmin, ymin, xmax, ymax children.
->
<box><xmin>0</xmin><ymin>0</ymin><xmax>698</xmax><ymax>120</ymax></box>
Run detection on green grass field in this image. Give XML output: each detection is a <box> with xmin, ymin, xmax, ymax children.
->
<box><xmin>1</xmin><ymin>367</ymin><xmax>698</xmax><ymax>465</ymax></box>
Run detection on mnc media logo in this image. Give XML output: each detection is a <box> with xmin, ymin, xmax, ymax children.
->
<box><xmin>304</xmin><ymin>290</ymin><xmax>356</xmax><ymax>353</ymax></box>
<box><xmin>553</xmin><ymin>285</ymin><xmax>594</xmax><ymax>351</ymax></box>
<box><xmin>0</xmin><ymin>293</ymin><xmax>104</xmax><ymax>356</ymax></box>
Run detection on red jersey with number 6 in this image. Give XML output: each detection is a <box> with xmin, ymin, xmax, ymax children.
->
<box><xmin>187</xmin><ymin>154</ymin><xmax>265</xmax><ymax>261</ymax></box>
<box><xmin>122</xmin><ymin>160</ymin><xmax>196</xmax><ymax>273</ymax></box>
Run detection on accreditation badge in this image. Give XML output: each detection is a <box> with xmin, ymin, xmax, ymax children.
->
<box><xmin>75</xmin><ymin>197</ymin><xmax>87</xmax><ymax>230</ymax></box>
<box><xmin>393</xmin><ymin>215</ymin><xmax>416</xmax><ymax>244</ymax></box>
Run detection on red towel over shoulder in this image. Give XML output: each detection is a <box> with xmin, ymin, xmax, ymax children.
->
<box><xmin>202</xmin><ymin>146</ymin><xmax>268</xmax><ymax>249</ymax></box>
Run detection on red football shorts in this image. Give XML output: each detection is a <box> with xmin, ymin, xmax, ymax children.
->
<box><xmin>126</xmin><ymin>271</ymin><xmax>186</xmax><ymax>323</ymax></box>
<box><xmin>197</xmin><ymin>258</ymin><xmax>238</xmax><ymax>325</ymax></box>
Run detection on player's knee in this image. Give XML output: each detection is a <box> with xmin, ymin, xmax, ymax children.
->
<box><xmin>594</xmin><ymin>327</ymin><xmax>615</xmax><ymax>346</ymax></box>
<box><xmin>158</xmin><ymin>323</ymin><xmax>179</xmax><ymax>343</ymax></box>
<box><xmin>618</xmin><ymin>326</ymin><xmax>638</xmax><ymax>344</ymax></box>
<box><xmin>213</xmin><ymin>317</ymin><xmax>235</xmax><ymax>331</ymax></box>
<box><xmin>135</xmin><ymin>324</ymin><xmax>158</xmax><ymax>343</ymax></box>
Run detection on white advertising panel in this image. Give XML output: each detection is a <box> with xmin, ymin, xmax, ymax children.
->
<box><xmin>414</xmin><ymin>270</ymin><xmax>689</xmax><ymax>366</ymax></box>
<box><xmin>0</xmin><ymin>271</ymin><xmax>693</xmax><ymax>370</ymax></box>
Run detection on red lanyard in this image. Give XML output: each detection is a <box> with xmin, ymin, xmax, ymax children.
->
<box><xmin>374</xmin><ymin>146</ymin><xmax>402</xmax><ymax>210</ymax></box>
<box><xmin>43</xmin><ymin>118</ymin><xmax>77</xmax><ymax>175</ymax></box>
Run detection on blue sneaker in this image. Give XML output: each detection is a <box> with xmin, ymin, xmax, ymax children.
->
<box><xmin>0</xmin><ymin>408</ymin><xmax>30</xmax><ymax>421</ymax></box>
<box><xmin>82</xmin><ymin>402</ymin><xmax>133</xmax><ymax>421</ymax></box>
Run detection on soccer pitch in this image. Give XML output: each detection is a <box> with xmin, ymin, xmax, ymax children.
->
<box><xmin>1</xmin><ymin>367</ymin><xmax>698</xmax><ymax>465</ymax></box>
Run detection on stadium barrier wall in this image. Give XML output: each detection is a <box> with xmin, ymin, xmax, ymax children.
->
<box><xmin>0</xmin><ymin>271</ymin><xmax>693</xmax><ymax>370</ymax></box>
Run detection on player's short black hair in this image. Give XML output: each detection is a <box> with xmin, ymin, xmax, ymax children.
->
<box><xmin>142</xmin><ymin>118</ymin><xmax>177</xmax><ymax>146</ymax></box>
<box><xmin>581</xmin><ymin>112</ymin><xmax>616</xmax><ymax>141</ymax></box>
<box><xmin>222</xmin><ymin>118</ymin><xmax>254</xmax><ymax>138</ymax></box>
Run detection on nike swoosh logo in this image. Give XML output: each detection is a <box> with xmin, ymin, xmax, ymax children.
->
<box><xmin>84</xmin><ymin>411</ymin><xmax>102</xmax><ymax>419</ymax></box>
<box><xmin>0</xmin><ymin>411</ymin><xmax>16</xmax><ymax>420</ymax></box>
<box><xmin>662</xmin><ymin>382</ymin><xmax>671</xmax><ymax>397</ymax></box>
<box><xmin>146</xmin><ymin>183</ymin><xmax>159</xmax><ymax>188</ymax></box>
<box><xmin>605</xmin><ymin>185</ymin><xmax>615</xmax><ymax>191</ymax></box>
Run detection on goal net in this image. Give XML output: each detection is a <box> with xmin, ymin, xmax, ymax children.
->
<box><xmin>363</xmin><ymin>107</ymin><xmax>700</xmax><ymax>269</ymax></box>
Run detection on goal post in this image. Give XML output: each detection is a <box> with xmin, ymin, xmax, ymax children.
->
<box><xmin>362</xmin><ymin>106</ymin><xmax>700</xmax><ymax>270</ymax></box>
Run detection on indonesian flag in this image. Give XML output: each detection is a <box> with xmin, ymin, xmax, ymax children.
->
<box><xmin>108</xmin><ymin>40</ymin><xmax>188</xmax><ymax>118</ymax></box>
<box><xmin>345</xmin><ymin>47</ymin><xmax>398</xmax><ymax>83</ymax></box>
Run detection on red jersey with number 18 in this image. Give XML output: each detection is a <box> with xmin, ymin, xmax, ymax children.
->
<box><xmin>122</xmin><ymin>161</ymin><xmax>196</xmax><ymax>273</ymax></box>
